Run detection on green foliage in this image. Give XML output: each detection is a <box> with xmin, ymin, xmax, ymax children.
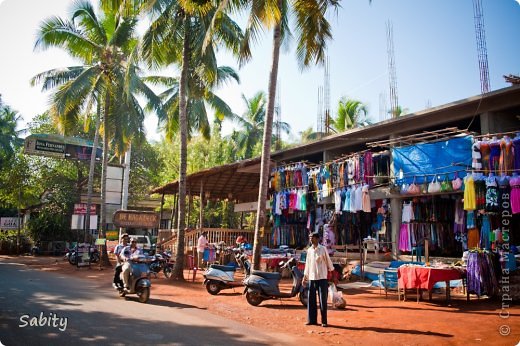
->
<box><xmin>228</xmin><ymin>91</ymin><xmax>291</xmax><ymax>160</ymax></box>
<box><xmin>25</xmin><ymin>205</ymin><xmax>74</xmax><ymax>242</ymax></box>
<box><xmin>128</xmin><ymin>140</ymin><xmax>164</xmax><ymax>204</ymax></box>
<box><xmin>333</xmin><ymin>97</ymin><xmax>371</xmax><ymax>132</ymax></box>
<box><xmin>0</xmin><ymin>98</ymin><xmax>24</xmax><ymax>166</ymax></box>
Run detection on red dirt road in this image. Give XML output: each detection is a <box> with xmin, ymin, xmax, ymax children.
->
<box><xmin>2</xmin><ymin>255</ymin><xmax>519</xmax><ymax>345</ymax></box>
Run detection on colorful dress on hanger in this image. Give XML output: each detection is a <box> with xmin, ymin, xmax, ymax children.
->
<box><xmin>489</xmin><ymin>139</ymin><xmax>501</xmax><ymax>174</ymax></box>
<box><xmin>510</xmin><ymin>175</ymin><xmax>520</xmax><ymax>214</ymax></box>
<box><xmin>499</xmin><ymin>138</ymin><xmax>514</xmax><ymax>175</ymax></box>
<box><xmin>485</xmin><ymin>175</ymin><xmax>498</xmax><ymax>212</ymax></box>
<box><xmin>463</xmin><ymin>174</ymin><xmax>476</xmax><ymax>210</ymax></box>
<box><xmin>479</xmin><ymin>140</ymin><xmax>491</xmax><ymax>175</ymax></box>
<box><xmin>513</xmin><ymin>134</ymin><xmax>520</xmax><ymax>172</ymax></box>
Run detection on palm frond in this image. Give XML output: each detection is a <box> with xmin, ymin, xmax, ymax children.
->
<box><xmin>72</xmin><ymin>0</ymin><xmax>108</xmax><ymax>46</ymax></box>
<box><xmin>31</xmin><ymin>66</ymin><xmax>87</xmax><ymax>90</ymax></box>
<box><xmin>34</xmin><ymin>16</ymin><xmax>102</xmax><ymax>62</ymax></box>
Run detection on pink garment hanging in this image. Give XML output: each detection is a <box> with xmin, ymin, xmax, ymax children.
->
<box><xmin>399</xmin><ymin>224</ymin><xmax>411</xmax><ymax>252</ymax></box>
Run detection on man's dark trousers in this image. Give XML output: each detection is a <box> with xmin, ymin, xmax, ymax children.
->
<box><xmin>307</xmin><ymin>279</ymin><xmax>328</xmax><ymax>324</ymax></box>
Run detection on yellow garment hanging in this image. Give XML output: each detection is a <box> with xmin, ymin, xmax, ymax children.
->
<box><xmin>464</xmin><ymin>174</ymin><xmax>476</xmax><ymax>210</ymax></box>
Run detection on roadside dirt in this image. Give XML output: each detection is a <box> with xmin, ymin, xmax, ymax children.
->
<box><xmin>2</xmin><ymin>255</ymin><xmax>519</xmax><ymax>345</ymax></box>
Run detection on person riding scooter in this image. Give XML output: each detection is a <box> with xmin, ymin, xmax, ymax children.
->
<box><xmin>113</xmin><ymin>233</ymin><xmax>129</xmax><ymax>289</ymax></box>
<box><xmin>120</xmin><ymin>238</ymin><xmax>143</xmax><ymax>290</ymax></box>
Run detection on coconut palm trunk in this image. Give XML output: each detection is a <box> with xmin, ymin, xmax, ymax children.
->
<box><xmin>172</xmin><ymin>18</ymin><xmax>190</xmax><ymax>279</ymax></box>
<box><xmin>84</xmin><ymin>103</ymin><xmax>102</xmax><ymax>240</ymax></box>
<box><xmin>99</xmin><ymin>92</ymin><xmax>111</xmax><ymax>266</ymax></box>
<box><xmin>252</xmin><ymin>21</ymin><xmax>281</xmax><ymax>270</ymax></box>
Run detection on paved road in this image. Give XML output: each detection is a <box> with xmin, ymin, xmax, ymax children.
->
<box><xmin>0</xmin><ymin>262</ymin><xmax>302</xmax><ymax>346</ymax></box>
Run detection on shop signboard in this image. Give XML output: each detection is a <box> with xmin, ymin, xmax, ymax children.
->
<box><xmin>0</xmin><ymin>217</ymin><xmax>21</xmax><ymax>230</ymax></box>
<box><xmin>112</xmin><ymin>210</ymin><xmax>159</xmax><ymax>228</ymax></box>
<box><xmin>24</xmin><ymin>134</ymin><xmax>102</xmax><ymax>161</ymax></box>
<box><xmin>74</xmin><ymin>203</ymin><xmax>97</xmax><ymax>215</ymax></box>
<box><xmin>76</xmin><ymin>244</ymin><xmax>91</xmax><ymax>268</ymax></box>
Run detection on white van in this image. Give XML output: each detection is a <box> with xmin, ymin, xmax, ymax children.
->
<box><xmin>128</xmin><ymin>235</ymin><xmax>152</xmax><ymax>250</ymax></box>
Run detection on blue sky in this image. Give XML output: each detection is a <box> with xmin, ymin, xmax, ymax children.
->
<box><xmin>0</xmin><ymin>0</ymin><xmax>519</xmax><ymax>142</ymax></box>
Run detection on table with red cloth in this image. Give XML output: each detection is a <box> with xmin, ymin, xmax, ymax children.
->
<box><xmin>261</xmin><ymin>255</ymin><xmax>289</xmax><ymax>271</ymax></box>
<box><xmin>397</xmin><ymin>265</ymin><xmax>464</xmax><ymax>303</ymax></box>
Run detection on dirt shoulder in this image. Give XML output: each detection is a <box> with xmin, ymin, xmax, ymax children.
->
<box><xmin>2</xmin><ymin>255</ymin><xmax>518</xmax><ymax>345</ymax></box>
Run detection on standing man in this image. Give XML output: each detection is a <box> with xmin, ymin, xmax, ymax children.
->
<box><xmin>303</xmin><ymin>233</ymin><xmax>334</xmax><ymax>327</ymax></box>
<box><xmin>197</xmin><ymin>231</ymin><xmax>209</xmax><ymax>269</ymax></box>
<box><xmin>112</xmin><ymin>233</ymin><xmax>129</xmax><ymax>288</ymax></box>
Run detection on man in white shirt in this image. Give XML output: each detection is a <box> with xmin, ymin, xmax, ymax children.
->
<box><xmin>197</xmin><ymin>231</ymin><xmax>209</xmax><ymax>268</ymax></box>
<box><xmin>303</xmin><ymin>233</ymin><xmax>334</xmax><ymax>327</ymax></box>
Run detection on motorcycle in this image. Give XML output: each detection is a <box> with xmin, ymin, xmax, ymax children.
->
<box><xmin>203</xmin><ymin>251</ymin><xmax>251</xmax><ymax>295</ymax></box>
<box><xmin>116</xmin><ymin>255</ymin><xmax>152</xmax><ymax>303</ymax></box>
<box><xmin>243</xmin><ymin>257</ymin><xmax>308</xmax><ymax>307</ymax></box>
<box><xmin>149</xmin><ymin>251</ymin><xmax>174</xmax><ymax>279</ymax></box>
<box><xmin>65</xmin><ymin>244</ymin><xmax>100</xmax><ymax>265</ymax></box>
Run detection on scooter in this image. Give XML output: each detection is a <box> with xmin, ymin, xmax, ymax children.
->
<box><xmin>116</xmin><ymin>255</ymin><xmax>152</xmax><ymax>303</ymax></box>
<box><xmin>243</xmin><ymin>257</ymin><xmax>308</xmax><ymax>307</ymax></box>
<box><xmin>149</xmin><ymin>251</ymin><xmax>174</xmax><ymax>279</ymax></box>
<box><xmin>65</xmin><ymin>245</ymin><xmax>100</xmax><ymax>265</ymax></box>
<box><xmin>203</xmin><ymin>252</ymin><xmax>251</xmax><ymax>295</ymax></box>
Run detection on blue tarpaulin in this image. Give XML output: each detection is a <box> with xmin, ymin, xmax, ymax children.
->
<box><xmin>392</xmin><ymin>136</ymin><xmax>472</xmax><ymax>184</ymax></box>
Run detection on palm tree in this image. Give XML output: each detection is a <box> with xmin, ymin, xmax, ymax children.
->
<box><xmin>142</xmin><ymin>0</ymin><xmax>243</xmax><ymax>279</ymax></box>
<box><xmin>230</xmin><ymin>91</ymin><xmax>290</xmax><ymax>159</ymax></box>
<box><xmin>333</xmin><ymin>97</ymin><xmax>371</xmax><ymax>132</ymax></box>
<box><xmin>145</xmin><ymin>65</ymin><xmax>239</xmax><ymax>141</ymax></box>
<box><xmin>298</xmin><ymin>126</ymin><xmax>320</xmax><ymax>143</ymax></box>
<box><xmin>0</xmin><ymin>102</ymin><xmax>24</xmax><ymax>164</ymax></box>
<box><xmin>389</xmin><ymin>105</ymin><xmax>409</xmax><ymax>118</ymax></box>
<box><xmin>234</xmin><ymin>0</ymin><xmax>340</xmax><ymax>269</ymax></box>
<box><xmin>32</xmin><ymin>0</ymin><xmax>163</xmax><ymax>265</ymax></box>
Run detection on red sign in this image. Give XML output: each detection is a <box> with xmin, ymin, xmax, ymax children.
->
<box><xmin>74</xmin><ymin>203</ymin><xmax>97</xmax><ymax>215</ymax></box>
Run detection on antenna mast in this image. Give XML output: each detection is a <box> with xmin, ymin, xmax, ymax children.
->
<box><xmin>317</xmin><ymin>86</ymin><xmax>323</xmax><ymax>139</ymax></box>
<box><xmin>324</xmin><ymin>56</ymin><xmax>331</xmax><ymax>134</ymax></box>
<box><xmin>274</xmin><ymin>80</ymin><xmax>282</xmax><ymax>150</ymax></box>
<box><xmin>472</xmin><ymin>0</ymin><xmax>490</xmax><ymax>94</ymax></box>
<box><xmin>386</xmin><ymin>21</ymin><xmax>399</xmax><ymax>118</ymax></box>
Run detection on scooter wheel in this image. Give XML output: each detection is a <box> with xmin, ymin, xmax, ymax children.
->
<box><xmin>299</xmin><ymin>289</ymin><xmax>308</xmax><ymax>307</ymax></box>
<box><xmin>137</xmin><ymin>287</ymin><xmax>150</xmax><ymax>303</ymax></box>
<box><xmin>205</xmin><ymin>281</ymin><xmax>221</xmax><ymax>295</ymax></box>
<box><xmin>68</xmin><ymin>253</ymin><xmax>77</xmax><ymax>265</ymax></box>
<box><xmin>90</xmin><ymin>253</ymin><xmax>100</xmax><ymax>263</ymax></box>
<box><xmin>246</xmin><ymin>291</ymin><xmax>263</xmax><ymax>306</ymax></box>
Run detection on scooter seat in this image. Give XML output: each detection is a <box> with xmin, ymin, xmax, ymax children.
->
<box><xmin>251</xmin><ymin>270</ymin><xmax>281</xmax><ymax>280</ymax></box>
<box><xmin>210</xmin><ymin>264</ymin><xmax>236</xmax><ymax>272</ymax></box>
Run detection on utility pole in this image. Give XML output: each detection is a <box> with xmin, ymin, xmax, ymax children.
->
<box><xmin>120</xmin><ymin>143</ymin><xmax>131</xmax><ymax>239</ymax></box>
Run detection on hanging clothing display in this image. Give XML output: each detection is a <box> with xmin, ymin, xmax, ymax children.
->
<box><xmin>466</xmin><ymin>251</ymin><xmax>499</xmax><ymax>297</ymax></box>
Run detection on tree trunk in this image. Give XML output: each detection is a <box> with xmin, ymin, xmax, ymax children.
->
<box><xmin>85</xmin><ymin>103</ymin><xmax>101</xmax><ymax>241</ymax></box>
<box><xmin>99</xmin><ymin>93</ymin><xmax>110</xmax><ymax>266</ymax></box>
<box><xmin>172</xmin><ymin>18</ymin><xmax>190</xmax><ymax>280</ymax></box>
<box><xmin>252</xmin><ymin>22</ymin><xmax>281</xmax><ymax>270</ymax></box>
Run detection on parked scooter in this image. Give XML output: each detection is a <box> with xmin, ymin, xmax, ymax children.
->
<box><xmin>243</xmin><ymin>257</ymin><xmax>308</xmax><ymax>307</ymax></box>
<box><xmin>116</xmin><ymin>255</ymin><xmax>152</xmax><ymax>303</ymax></box>
<box><xmin>203</xmin><ymin>252</ymin><xmax>251</xmax><ymax>295</ymax></box>
<box><xmin>65</xmin><ymin>244</ymin><xmax>100</xmax><ymax>265</ymax></box>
